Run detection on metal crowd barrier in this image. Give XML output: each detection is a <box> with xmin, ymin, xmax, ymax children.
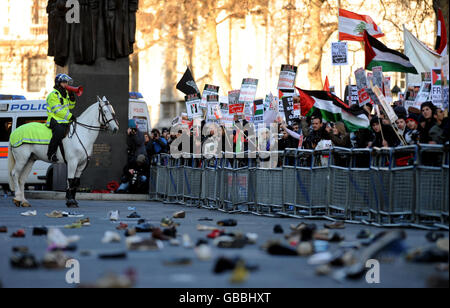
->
<box><xmin>149</xmin><ymin>144</ymin><xmax>449</xmax><ymax>230</ymax></box>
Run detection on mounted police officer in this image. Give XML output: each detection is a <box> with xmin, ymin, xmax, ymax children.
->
<box><xmin>46</xmin><ymin>73</ymin><xmax>76</xmax><ymax>162</ymax></box>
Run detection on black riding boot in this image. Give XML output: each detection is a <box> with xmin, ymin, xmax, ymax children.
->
<box><xmin>66</xmin><ymin>179</ymin><xmax>78</xmax><ymax>208</ymax></box>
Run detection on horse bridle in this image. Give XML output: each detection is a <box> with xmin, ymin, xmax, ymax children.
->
<box><xmin>68</xmin><ymin>99</ymin><xmax>118</xmax><ymax>172</ymax></box>
<box><xmin>73</xmin><ymin>100</ymin><xmax>118</xmax><ymax>132</ymax></box>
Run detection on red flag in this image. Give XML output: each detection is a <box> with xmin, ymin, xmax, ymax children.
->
<box><xmin>323</xmin><ymin>76</ymin><xmax>330</xmax><ymax>91</ymax></box>
<box><xmin>435</xmin><ymin>9</ymin><xmax>448</xmax><ymax>56</ymax></box>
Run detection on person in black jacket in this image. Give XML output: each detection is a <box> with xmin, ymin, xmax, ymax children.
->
<box><xmin>117</xmin><ymin>154</ymin><xmax>149</xmax><ymax>194</ymax></box>
<box><xmin>419</xmin><ymin>102</ymin><xmax>437</xmax><ymax>144</ymax></box>
<box><xmin>370</xmin><ymin>116</ymin><xmax>401</xmax><ymax>148</ymax></box>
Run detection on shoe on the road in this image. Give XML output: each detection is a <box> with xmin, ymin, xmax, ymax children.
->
<box><xmin>217</xmin><ymin>219</ymin><xmax>237</xmax><ymax>227</ymax></box>
<box><xmin>163</xmin><ymin>257</ymin><xmax>192</xmax><ymax>266</ymax></box>
<box><xmin>62</xmin><ymin>211</ymin><xmax>83</xmax><ymax>218</ymax></box>
<box><xmin>12</xmin><ymin>246</ymin><xmax>29</xmax><ymax>253</ymax></box>
<box><xmin>98</xmin><ymin>251</ymin><xmax>127</xmax><ymax>259</ymax></box>
<box><xmin>76</xmin><ymin>218</ymin><xmax>90</xmax><ymax>226</ymax></box>
<box><xmin>273</xmin><ymin>225</ymin><xmax>284</xmax><ymax>234</ymax></box>
<box><xmin>356</xmin><ymin>229</ymin><xmax>372</xmax><ymax>239</ymax></box>
<box><xmin>173</xmin><ymin>211</ymin><xmax>186</xmax><ymax>219</ymax></box>
<box><xmin>0</xmin><ymin>226</ymin><xmax>7</xmax><ymax>233</ymax></box>
<box><xmin>135</xmin><ymin>222</ymin><xmax>153</xmax><ymax>233</ymax></box>
<box><xmin>324</xmin><ymin>221</ymin><xmax>345</xmax><ymax>230</ymax></box>
<box><xmin>42</xmin><ymin>251</ymin><xmax>69</xmax><ymax>269</ymax></box>
<box><xmin>162</xmin><ymin>227</ymin><xmax>177</xmax><ymax>239</ymax></box>
<box><xmin>32</xmin><ymin>227</ymin><xmax>48</xmax><ymax>236</ymax></box>
<box><xmin>161</xmin><ymin>217</ymin><xmax>178</xmax><ymax>228</ymax></box>
<box><xmin>11</xmin><ymin>229</ymin><xmax>26</xmax><ymax>238</ymax></box>
<box><xmin>10</xmin><ymin>253</ymin><xmax>39</xmax><ymax>269</ymax></box>
<box><xmin>152</xmin><ymin>228</ymin><xmax>170</xmax><ymax>241</ymax></box>
<box><xmin>116</xmin><ymin>222</ymin><xmax>128</xmax><ymax>230</ymax></box>
<box><xmin>198</xmin><ymin>217</ymin><xmax>213</xmax><ymax>222</ymax></box>
<box><xmin>46</xmin><ymin>211</ymin><xmax>63</xmax><ymax>218</ymax></box>
<box><xmin>194</xmin><ymin>244</ymin><xmax>212</xmax><ymax>261</ymax></box>
<box><xmin>21</xmin><ymin>210</ymin><xmax>37</xmax><ymax>217</ymax></box>
<box><xmin>230</xmin><ymin>260</ymin><xmax>249</xmax><ymax>284</ymax></box>
<box><xmin>426</xmin><ymin>231</ymin><xmax>445</xmax><ymax>243</ymax></box>
<box><xmin>127</xmin><ymin>212</ymin><xmax>141</xmax><ymax>219</ymax></box>
<box><xmin>64</xmin><ymin>222</ymin><xmax>82</xmax><ymax>229</ymax></box>
<box><xmin>109</xmin><ymin>210</ymin><xmax>119</xmax><ymax>221</ymax></box>
<box><xmin>102</xmin><ymin>231</ymin><xmax>121</xmax><ymax>243</ymax></box>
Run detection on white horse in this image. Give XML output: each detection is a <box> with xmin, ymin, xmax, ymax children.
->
<box><xmin>8</xmin><ymin>96</ymin><xmax>119</xmax><ymax>208</ymax></box>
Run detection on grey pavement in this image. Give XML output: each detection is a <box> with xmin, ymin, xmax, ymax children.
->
<box><xmin>0</xmin><ymin>196</ymin><xmax>446</xmax><ymax>288</ymax></box>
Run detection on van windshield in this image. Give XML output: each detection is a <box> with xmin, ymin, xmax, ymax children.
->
<box><xmin>0</xmin><ymin>118</ymin><xmax>12</xmax><ymax>142</ymax></box>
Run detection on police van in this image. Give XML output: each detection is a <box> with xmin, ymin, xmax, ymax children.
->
<box><xmin>129</xmin><ymin>92</ymin><xmax>151</xmax><ymax>134</ymax></box>
<box><xmin>0</xmin><ymin>93</ymin><xmax>152</xmax><ymax>190</ymax></box>
<box><xmin>0</xmin><ymin>98</ymin><xmax>51</xmax><ymax>189</ymax></box>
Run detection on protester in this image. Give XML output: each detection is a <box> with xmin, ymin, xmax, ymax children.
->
<box><xmin>404</xmin><ymin>113</ymin><xmax>420</xmax><ymax>145</ymax></box>
<box><xmin>429</xmin><ymin>107</ymin><xmax>450</xmax><ymax>144</ymax></box>
<box><xmin>419</xmin><ymin>102</ymin><xmax>437</xmax><ymax>144</ymax></box>
<box><xmin>127</xmin><ymin>119</ymin><xmax>147</xmax><ymax>164</ymax></box>
<box><xmin>370</xmin><ymin>116</ymin><xmax>401</xmax><ymax>148</ymax></box>
<box><xmin>303</xmin><ymin>116</ymin><xmax>328</xmax><ymax>150</ymax></box>
<box><xmin>146</xmin><ymin>128</ymin><xmax>168</xmax><ymax>158</ymax></box>
<box><xmin>324</xmin><ymin>121</ymin><xmax>352</xmax><ymax>148</ymax></box>
<box><xmin>279</xmin><ymin>125</ymin><xmax>298</xmax><ymax>151</ymax></box>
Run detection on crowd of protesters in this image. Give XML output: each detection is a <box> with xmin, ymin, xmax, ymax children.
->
<box><xmin>118</xmin><ymin>101</ymin><xmax>449</xmax><ymax>193</ymax></box>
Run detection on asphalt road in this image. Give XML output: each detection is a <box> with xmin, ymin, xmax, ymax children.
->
<box><xmin>0</xmin><ymin>196</ymin><xmax>446</xmax><ymax>288</ymax></box>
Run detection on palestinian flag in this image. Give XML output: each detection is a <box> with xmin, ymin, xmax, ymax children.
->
<box><xmin>364</xmin><ymin>31</ymin><xmax>418</xmax><ymax>74</ymax></box>
<box><xmin>435</xmin><ymin>9</ymin><xmax>448</xmax><ymax>56</ymax></box>
<box><xmin>296</xmin><ymin>87</ymin><xmax>370</xmax><ymax>132</ymax></box>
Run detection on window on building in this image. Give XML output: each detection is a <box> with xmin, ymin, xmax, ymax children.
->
<box><xmin>161</xmin><ymin>102</ymin><xmax>177</xmax><ymax>120</ymax></box>
<box><xmin>32</xmin><ymin>0</ymin><xmax>47</xmax><ymax>25</ymax></box>
<box><xmin>27</xmin><ymin>58</ymin><xmax>47</xmax><ymax>92</ymax></box>
<box><xmin>0</xmin><ymin>117</ymin><xmax>13</xmax><ymax>142</ymax></box>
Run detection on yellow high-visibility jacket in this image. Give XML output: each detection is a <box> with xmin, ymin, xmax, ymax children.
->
<box><xmin>45</xmin><ymin>89</ymin><xmax>76</xmax><ymax>126</ymax></box>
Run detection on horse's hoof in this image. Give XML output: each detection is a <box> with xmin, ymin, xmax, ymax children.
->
<box><xmin>21</xmin><ymin>202</ymin><xmax>32</xmax><ymax>208</ymax></box>
<box><xmin>13</xmin><ymin>199</ymin><xmax>21</xmax><ymax>207</ymax></box>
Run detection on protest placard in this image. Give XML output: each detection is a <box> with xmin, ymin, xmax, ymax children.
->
<box><xmin>421</xmin><ymin>72</ymin><xmax>432</xmax><ymax>82</ymax></box>
<box><xmin>253</xmin><ymin>99</ymin><xmax>265</xmax><ymax>126</ymax></box>
<box><xmin>277</xmin><ymin>65</ymin><xmax>298</xmax><ymax>89</ymax></box>
<box><xmin>345</xmin><ymin>85</ymin><xmax>359</xmax><ymax>105</ymax></box>
<box><xmin>206</xmin><ymin>95</ymin><xmax>221</xmax><ymax>122</ymax></box>
<box><xmin>331</xmin><ymin>42</ymin><xmax>348</xmax><ymax>66</ymax></box>
<box><xmin>372</xmin><ymin>66</ymin><xmax>384</xmax><ymax>89</ymax></box>
<box><xmin>185</xmin><ymin>93</ymin><xmax>202</xmax><ymax>119</ymax></box>
<box><xmin>415</xmin><ymin>82</ymin><xmax>431</xmax><ymax>104</ymax></box>
<box><xmin>228</xmin><ymin>90</ymin><xmax>242</xmax><ymax>114</ymax></box>
<box><xmin>383</xmin><ymin>76</ymin><xmax>393</xmax><ymax>104</ymax></box>
<box><xmin>282</xmin><ymin>96</ymin><xmax>299</xmax><ymax>126</ymax></box>
<box><xmin>442</xmin><ymin>87</ymin><xmax>449</xmax><ymax>110</ymax></box>
<box><xmin>238</xmin><ymin>78</ymin><xmax>258</xmax><ymax>118</ymax></box>
<box><xmin>201</xmin><ymin>84</ymin><xmax>219</xmax><ymax>109</ymax></box>
<box><xmin>355</xmin><ymin>68</ymin><xmax>372</xmax><ymax>106</ymax></box>
<box><xmin>431</xmin><ymin>68</ymin><xmax>443</xmax><ymax>108</ymax></box>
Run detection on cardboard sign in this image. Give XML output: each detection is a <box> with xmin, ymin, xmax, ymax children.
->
<box><xmin>282</xmin><ymin>96</ymin><xmax>299</xmax><ymax>126</ymax></box>
<box><xmin>206</xmin><ymin>95</ymin><xmax>221</xmax><ymax>122</ymax></box>
<box><xmin>345</xmin><ymin>85</ymin><xmax>359</xmax><ymax>105</ymax></box>
<box><xmin>185</xmin><ymin>93</ymin><xmax>202</xmax><ymax>118</ymax></box>
<box><xmin>372</xmin><ymin>66</ymin><xmax>384</xmax><ymax>89</ymax></box>
<box><xmin>355</xmin><ymin>68</ymin><xmax>372</xmax><ymax>106</ymax></box>
<box><xmin>277</xmin><ymin>65</ymin><xmax>298</xmax><ymax>89</ymax></box>
<box><xmin>421</xmin><ymin>72</ymin><xmax>432</xmax><ymax>82</ymax></box>
<box><xmin>415</xmin><ymin>82</ymin><xmax>432</xmax><ymax>104</ymax></box>
<box><xmin>253</xmin><ymin>99</ymin><xmax>265</xmax><ymax>126</ymax></box>
<box><xmin>383</xmin><ymin>77</ymin><xmax>392</xmax><ymax>104</ymax></box>
<box><xmin>239</xmin><ymin>78</ymin><xmax>258</xmax><ymax>117</ymax></box>
<box><xmin>201</xmin><ymin>84</ymin><xmax>219</xmax><ymax>108</ymax></box>
<box><xmin>442</xmin><ymin>87</ymin><xmax>449</xmax><ymax>110</ymax></box>
<box><xmin>431</xmin><ymin>68</ymin><xmax>443</xmax><ymax>108</ymax></box>
<box><xmin>331</xmin><ymin>42</ymin><xmax>348</xmax><ymax>66</ymax></box>
<box><xmin>228</xmin><ymin>90</ymin><xmax>242</xmax><ymax>114</ymax></box>
<box><xmin>371</xmin><ymin>84</ymin><xmax>398</xmax><ymax>123</ymax></box>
